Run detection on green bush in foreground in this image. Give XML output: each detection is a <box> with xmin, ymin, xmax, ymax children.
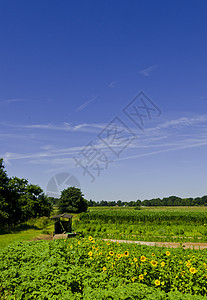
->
<box><xmin>1</xmin><ymin>239</ymin><xmax>207</xmax><ymax>299</ymax></box>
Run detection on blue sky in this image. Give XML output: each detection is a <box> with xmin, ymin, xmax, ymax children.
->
<box><xmin>0</xmin><ymin>0</ymin><xmax>207</xmax><ymax>201</ymax></box>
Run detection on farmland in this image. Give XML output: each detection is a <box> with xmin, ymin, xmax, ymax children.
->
<box><xmin>1</xmin><ymin>206</ymin><xmax>207</xmax><ymax>299</ymax></box>
<box><xmin>1</xmin><ymin>237</ymin><xmax>207</xmax><ymax>299</ymax></box>
<box><xmin>74</xmin><ymin>206</ymin><xmax>207</xmax><ymax>243</ymax></box>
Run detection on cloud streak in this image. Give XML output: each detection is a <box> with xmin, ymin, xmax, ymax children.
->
<box><xmin>139</xmin><ymin>64</ymin><xmax>158</xmax><ymax>77</ymax></box>
<box><xmin>75</xmin><ymin>95</ymin><xmax>99</xmax><ymax>112</ymax></box>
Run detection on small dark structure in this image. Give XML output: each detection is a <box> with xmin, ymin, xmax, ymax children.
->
<box><xmin>51</xmin><ymin>213</ymin><xmax>74</xmax><ymax>239</ymax></box>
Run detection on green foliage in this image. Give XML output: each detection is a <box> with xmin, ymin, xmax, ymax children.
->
<box><xmin>58</xmin><ymin>187</ymin><xmax>88</xmax><ymax>213</ymax></box>
<box><xmin>0</xmin><ymin>158</ymin><xmax>52</xmax><ymax>225</ymax></box>
<box><xmin>1</xmin><ymin>239</ymin><xmax>207</xmax><ymax>299</ymax></box>
<box><xmin>80</xmin><ymin>210</ymin><xmax>207</xmax><ymax>225</ymax></box>
<box><xmin>76</xmin><ymin>208</ymin><xmax>207</xmax><ymax>242</ymax></box>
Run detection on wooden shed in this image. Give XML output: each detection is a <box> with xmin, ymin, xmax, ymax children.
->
<box><xmin>51</xmin><ymin>213</ymin><xmax>74</xmax><ymax>239</ymax></box>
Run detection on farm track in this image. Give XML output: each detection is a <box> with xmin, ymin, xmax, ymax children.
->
<box><xmin>102</xmin><ymin>239</ymin><xmax>207</xmax><ymax>249</ymax></box>
<box><xmin>29</xmin><ymin>235</ymin><xmax>207</xmax><ymax>249</ymax></box>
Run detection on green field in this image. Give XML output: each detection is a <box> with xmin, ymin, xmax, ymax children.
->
<box><xmin>0</xmin><ymin>217</ymin><xmax>54</xmax><ymax>249</ymax></box>
<box><xmin>1</xmin><ymin>207</ymin><xmax>207</xmax><ymax>299</ymax></box>
<box><xmin>1</xmin><ymin>237</ymin><xmax>207</xmax><ymax>299</ymax></box>
<box><xmin>73</xmin><ymin>206</ymin><xmax>207</xmax><ymax>243</ymax></box>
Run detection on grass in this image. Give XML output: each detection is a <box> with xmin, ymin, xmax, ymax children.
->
<box><xmin>0</xmin><ymin>217</ymin><xmax>54</xmax><ymax>249</ymax></box>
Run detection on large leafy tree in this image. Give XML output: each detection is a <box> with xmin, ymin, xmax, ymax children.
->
<box><xmin>58</xmin><ymin>187</ymin><xmax>88</xmax><ymax>213</ymax></box>
<box><xmin>0</xmin><ymin>159</ymin><xmax>10</xmax><ymax>225</ymax></box>
<box><xmin>0</xmin><ymin>158</ymin><xmax>52</xmax><ymax>225</ymax></box>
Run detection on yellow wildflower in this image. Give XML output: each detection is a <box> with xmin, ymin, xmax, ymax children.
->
<box><xmin>161</xmin><ymin>262</ymin><xmax>165</xmax><ymax>267</ymax></box>
<box><xmin>190</xmin><ymin>267</ymin><xmax>197</xmax><ymax>274</ymax></box>
<box><xmin>124</xmin><ymin>251</ymin><xmax>129</xmax><ymax>257</ymax></box>
<box><xmin>139</xmin><ymin>274</ymin><xmax>144</xmax><ymax>280</ymax></box>
<box><xmin>140</xmin><ymin>255</ymin><xmax>146</xmax><ymax>262</ymax></box>
<box><xmin>155</xmin><ymin>280</ymin><xmax>160</xmax><ymax>286</ymax></box>
<box><xmin>166</xmin><ymin>251</ymin><xmax>170</xmax><ymax>256</ymax></box>
<box><xmin>151</xmin><ymin>260</ymin><xmax>158</xmax><ymax>267</ymax></box>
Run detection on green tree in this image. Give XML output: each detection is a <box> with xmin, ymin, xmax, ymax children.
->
<box><xmin>0</xmin><ymin>158</ymin><xmax>52</xmax><ymax>225</ymax></box>
<box><xmin>8</xmin><ymin>177</ymin><xmax>52</xmax><ymax>223</ymax></box>
<box><xmin>0</xmin><ymin>159</ymin><xmax>10</xmax><ymax>225</ymax></box>
<box><xmin>58</xmin><ymin>187</ymin><xmax>88</xmax><ymax>213</ymax></box>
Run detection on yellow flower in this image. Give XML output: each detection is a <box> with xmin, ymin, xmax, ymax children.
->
<box><xmin>116</xmin><ymin>253</ymin><xmax>121</xmax><ymax>259</ymax></box>
<box><xmin>99</xmin><ymin>252</ymin><xmax>102</xmax><ymax>255</ymax></box>
<box><xmin>152</xmin><ymin>253</ymin><xmax>155</xmax><ymax>256</ymax></box>
<box><xmin>140</xmin><ymin>255</ymin><xmax>146</xmax><ymax>262</ymax></box>
<box><xmin>88</xmin><ymin>251</ymin><xmax>92</xmax><ymax>256</ymax></box>
<box><xmin>92</xmin><ymin>240</ymin><xmax>95</xmax><ymax>243</ymax></box>
<box><xmin>103</xmin><ymin>267</ymin><xmax>107</xmax><ymax>272</ymax></box>
<box><xmin>90</xmin><ymin>257</ymin><xmax>92</xmax><ymax>259</ymax></box>
<box><xmin>89</xmin><ymin>236</ymin><xmax>93</xmax><ymax>241</ymax></box>
<box><xmin>155</xmin><ymin>280</ymin><xmax>160</xmax><ymax>286</ymax></box>
<box><xmin>124</xmin><ymin>251</ymin><xmax>129</xmax><ymax>257</ymax></box>
<box><xmin>144</xmin><ymin>272</ymin><xmax>147</xmax><ymax>275</ymax></box>
<box><xmin>132</xmin><ymin>277</ymin><xmax>136</xmax><ymax>282</ymax></box>
<box><xmin>109</xmin><ymin>251</ymin><xmax>114</xmax><ymax>256</ymax></box>
<box><xmin>181</xmin><ymin>271</ymin><xmax>185</xmax><ymax>277</ymax></box>
<box><xmin>161</xmin><ymin>262</ymin><xmax>165</xmax><ymax>267</ymax></box>
<box><xmin>92</xmin><ymin>245</ymin><xmax>95</xmax><ymax>249</ymax></box>
<box><xmin>139</xmin><ymin>274</ymin><xmax>144</xmax><ymax>280</ymax></box>
<box><xmin>107</xmin><ymin>242</ymin><xmax>110</xmax><ymax>245</ymax></box>
<box><xmin>78</xmin><ymin>241</ymin><xmax>81</xmax><ymax>245</ymax></box>
<box><xmin>134</xmin><ymin>257</ymin><xmax>138</xmax><ymax>262</ymax></box>
<box><xmin>151</xmin><ymin>260</ymin><xmax>158</xmax><ymax>267</ymax></box>
<box><xmin>70</xmin><ymin>245</ymin><xmax>72</xmax><ymax>249</ymax></box>
<box><xmin>190</xmin><ymin>267</ymin><xmax>197</xmax><ymax>274</ymax></box>
<box><xmin>166</xmin><ymin>251</ymin><xmax>170</xmax><ymax>256</ymax></box>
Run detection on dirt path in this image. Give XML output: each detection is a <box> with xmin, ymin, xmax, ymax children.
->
<box><xmin>102</xmin><ymin>239</ymin><xmax>207</xmax><ymax>250</ymax></box>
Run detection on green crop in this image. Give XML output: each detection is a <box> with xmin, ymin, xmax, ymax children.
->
<box><xmin>1</xmin><ymin>238</ymin><xmax>207</xmax><ymax>299</ymax></box>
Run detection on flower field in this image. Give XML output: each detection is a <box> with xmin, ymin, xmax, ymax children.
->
<box><xmin>1</xmin><ymin>236</ymin><xmax>207</xmax><ymax>299</ymax></box>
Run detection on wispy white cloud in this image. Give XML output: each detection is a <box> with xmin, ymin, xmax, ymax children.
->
<box><xmin>1</xmin><ymin>122</ymin><xmax>107</xmax><ymax>133</ymax></box>
<box><xmin>2</xmin><ymin>114</ymin><xmax>207</xmax><ymax>168</ymax></box>
<box><xmin>75</xmin><ymin>95</ymin><xmax>99</xmax><ymax>112</ymax></box>
<box><xmin>139</xmin><ymin>64</ymin><xmax>158</xmax><ymax>77</ymax></box>
<box><xmin>108</xmin><ymin>81</ymin><xmax>118</xmax><ymax>88</ymax></box>
<box><xmin>0</xmin><ymin>98</ymin><xmax>26</xmax><ymax>105</ymax></box>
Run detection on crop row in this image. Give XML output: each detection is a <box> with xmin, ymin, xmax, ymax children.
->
<box><xmin>80</xmin><ymin>210</ymin><xmax>207</xmax><ymax>224</ymax></box>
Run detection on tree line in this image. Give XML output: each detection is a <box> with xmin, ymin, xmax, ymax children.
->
<box><xmin>141</xmin><ymin>195</ymin><xmax>207</xmax><ymax>206</ymax></box>
<box><xmin>0</xmin><ymin>159</ymin><xmax>52</xmax><ymax>226</ymax></box>
<box><xmin>86</xmin><ymin>196</ymin><xmax>207</xmax><ymax>207</ymax></box>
